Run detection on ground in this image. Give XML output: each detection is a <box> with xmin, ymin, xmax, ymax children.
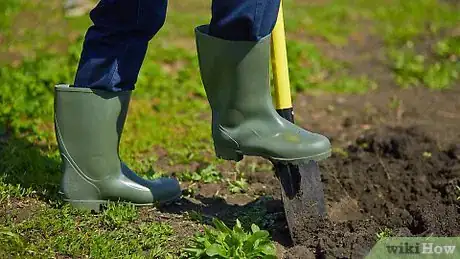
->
<box><xmin>1</xmin><ymin>0</ymin><xmax>459</xmax><ymax>258</ymax></box>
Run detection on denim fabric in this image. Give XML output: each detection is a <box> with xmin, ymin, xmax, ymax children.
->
<box><xmin>209</xmin><ymin>0</ymin><xmax>281</xmax><ymax>41</ymax></box>
<box><xmin>73</xmin><ymin>0</ymin><xmax>280</xmax><ymax>91</ymax></box>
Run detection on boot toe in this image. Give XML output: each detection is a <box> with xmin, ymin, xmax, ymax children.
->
<box><xmin>150</xmin><ymin>177</ymin><xmax>182</xmax><ymax>204</ymax></box>
<box><xmin>263</xmin><ymin>130</ymin><xmax>331</xmax><ymax>161</ymax></box>
<box><xmin>300</xmin><ymin>133</ymin><xmax>331</xmax><ymax>160</ymax></box>
<box><xmin>121</xmin><ymin>164</ymin><xmax>181</xmax><ymax>204</ymax></box>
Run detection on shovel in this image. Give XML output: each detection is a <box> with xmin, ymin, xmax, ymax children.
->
<box><xmin>270</xmin><ymin>1</ymin><xmax>327</xmax><ymax>244</ymax></box>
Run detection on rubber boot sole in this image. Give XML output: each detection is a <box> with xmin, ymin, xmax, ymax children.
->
<box><xmin>215</xmin><ymin>145</ymin><xmax>332</xmax><ymax>163</ymax></box>
<box><xmin>60</xmin><ymin>192</ymin><xmax>182</xmax><ymax>213</ymax></box>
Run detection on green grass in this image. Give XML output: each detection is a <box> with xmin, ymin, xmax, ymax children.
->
<box><xmin>287</xmin><ymin>41</ymin><xmax>378</xmax><ymax>93</ymax></box>
<box><xmin>0</xmin><ymin>0</ymin><xmax>22</xmax><ymax>29</ymax></box>
<box><xmin>388</xmin><ymin>37</ymin><xmax>460</xmax><ymax>89</ymax></box>
<box><xmin>1</xmin><ymin>203</ymin><xmax>176</xmax><ymax>258</ymax></box>
<box><xmin>284</xmin><ymin>0</ymin><xmax>460</xmax><ymax>89</ymax></box>
<box><xmin>284</xmin><ymin>0</ymin><xmax>375</xmax><ymax>46</ymax></box>
<box><xmin>1</xmin><ymin>0</ymin><xmax>460</xmax><ymax>257</ymax></box>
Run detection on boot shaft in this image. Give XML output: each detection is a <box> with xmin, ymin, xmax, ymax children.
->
<box><xmin>195</xmin><ymin>25</ymin><xmax>276</xmax><ymax>128</ymax></box>
<box><xmin>54</xmin><ymin>84</ymin><xmax>130</xmax><ymax>180</ymax></box>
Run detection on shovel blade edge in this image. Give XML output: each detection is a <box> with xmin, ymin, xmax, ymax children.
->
<box><xmin>273</xmin><ymin>160</ymin><xmax>326</xmax><ymax>244</ymax></box>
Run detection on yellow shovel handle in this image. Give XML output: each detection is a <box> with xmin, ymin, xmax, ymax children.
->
<box><xmin>271</xmin><ymin>0</ymin><xmax>292</xmax><ymax>110</ymax></box>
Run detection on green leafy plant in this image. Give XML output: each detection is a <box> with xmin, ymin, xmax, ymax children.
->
<box><xmin>435</xmin><ymin>37</ymin><xmax>460</xmax><ymax>58</ymax></box>
<box><xmin>389</xmin><ymin>47</ymin><xmax>425</xmax><ymax>88</ymax></box>
<box><xmin>332</xmin><ymin>147</ymin><xmax>349</xmax><ymax>158</ymax></box>
<box><xmin>388</xmin><ymin>38</ymin><xmax>459</xmax><ymax>89</ymax></box>
<box><xmin>227</xmin><ymin>169</ymin><xmax>249</xmax><ymax>194</ymax></box>
<box><xmin>422</xmin><ymin>151</ymin><xmax>432</xmax><ymax>158</ymax></box>
<box><xmin>423</xmin><ymin>61</ymin><xmax>459</xmax><ymax>89</ymax></box>
<box><xmin>228</xmin><ymin>178</ymin><xmax>249</xmax><ymax>194</ymax></box>
<box><xmin>183</xmin><ymin>218</ymin><xmax>276</xmax><ymax>259</ymax></box>
<box><xmin>0</xmin><ymin>181</ymin><xmax>35</xmax><ymax>202</ymax></box>
<box><xmin>376</xmin><ymin>227</ymin><xmax>393</xmax><ymax>240</ymax></box>
<box><xmin>179</xmin><ymin>165</ymin><xmax>223</xmax><ymax>184</ymax></box>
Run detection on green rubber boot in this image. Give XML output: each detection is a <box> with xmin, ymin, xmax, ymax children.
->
<box><xmin>195</xmin><ymin>25</ymin><xmax>331</xmax><ymax>162</ymax></box>
<box><xmin>54</xmin><ymin>84</ymin><xmax>181</xmax><ymax>211</ymax></box>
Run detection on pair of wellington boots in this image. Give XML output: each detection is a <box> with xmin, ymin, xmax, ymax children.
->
<box><xmin>55</xmin><ymin>25</ymin><xmax>331</xmax><ymax>211</ymax></box>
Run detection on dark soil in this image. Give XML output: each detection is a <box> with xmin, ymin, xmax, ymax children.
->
<box><xmin>274</xmin><ymin>126</ymin><xmax>460</xmax><ymax>258</ymax></box>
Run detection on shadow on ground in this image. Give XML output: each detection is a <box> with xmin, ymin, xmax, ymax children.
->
<box><xmin>0</xmin><ymin>133</ymin><xmax>62</xmax><ymax>203</ymax></box>
<box><xmin>160</xmin><ymin>194</ymin><xmax>293</xmax><ymax>246</ymax></box>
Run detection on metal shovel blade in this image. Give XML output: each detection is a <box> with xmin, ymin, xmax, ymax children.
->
<box><xmin>273</xmin><ymin>159</ymin><xmax>326</xmax><ymax>244</ymax></box>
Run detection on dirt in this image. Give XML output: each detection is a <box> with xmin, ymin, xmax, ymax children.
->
<box><xmin>277</xmin><ymin>126</ymin><xmax>460</xmax><ymax>258</ymax></box>
<box><xmin>0</xmin><ymin>198</ymin><xmax>43</xmax><ymax>225</ymax></box>
<box><xmin>294</xmin><ymin>86</ymin><xmax>460</xmax><ymax>148</ymax></box>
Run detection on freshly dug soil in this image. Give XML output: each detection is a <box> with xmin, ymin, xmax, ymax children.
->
<box><xmin>277</xmin><ymin>126</ymin><xmax>460</xmax><ymax>258</ymax></box>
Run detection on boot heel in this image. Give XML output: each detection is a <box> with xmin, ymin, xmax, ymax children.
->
<box><xmin>215</xmin><ymin>145</ymin><xmax>243</xmax><ymax>161</ymax></box>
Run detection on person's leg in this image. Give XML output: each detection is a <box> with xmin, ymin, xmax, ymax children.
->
<box><xmin>194</xmin><ymin>0</ymin><xmax>331</xmax><ymax>162</ymax></box>
<box><xmin>209</xmin><ymin>0</ymin><xmax>280</xmax><ymax>41</ymax></box>
<box><xmin>74</xmin><ymin>0</ymin><xmax>168</xmax><ymax>91</ymax></box>
<box><xmin>55</xmin><ymin>0</ymin><xmax>181</xmax><ymax>211</ymax></box>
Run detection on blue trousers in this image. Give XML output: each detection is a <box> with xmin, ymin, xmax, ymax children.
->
<box><xmin>74</xmin><ymin>0</ymin><xmax>280</xmax><ymax>92</ymax></box>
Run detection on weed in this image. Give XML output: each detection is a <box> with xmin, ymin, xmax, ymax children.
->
<box><xmin>179</xmin><ymin>165</ymin><xmax>223</xmax><ymax>183</ymax></box>
<box><xmin>228</xmin><ymin>178</ymin><xmax>249</xmax><ymax>194</ymax></box>
<box><xmin>388</xmin><ymin>47</ymin><xmax>425</xmax><ymax>88</ymax></box>
<box><xmin>183</xmin><ymin>186</ymin><xmax>200</xmax><ymax>198</ymax></box>
<box><xmin>183</xmin><ymin>218</ymin><xmax>276</xmax><ymax>258</ymax></box>
<box><xmin>422</xmin><ymin>152</ymin><xmax>432</xmax><ymax>158</ymax></box>
<box><xmin>389</xmin><ymin>96</ymin><xmax>402</xmax><ymax>111</ymax></box>
<box><xmin>423</xmin><ymin>61</ymin><xmax>459</xmax><ymax>89</ymax></box>
<box><xmin>388</xmin><ymin>43</ymin><xmax>459</xmax><ymax>89</ymax></box>
<box><xmin>376</xmin><ymin>227</ymin><xmax>393</xmax><ymax>240</ymax></box>
<box><xmin>0</xmin><ymin>181</ymin><xmax>35</xmax><ymax>202</ymax></box>
<box><xmin>227</xmin><ymin>168</ymin><xmax>249</xmax><ymax>194</ymax></box>
<box><xmin>332</xmin><ymin>147</ymin><xmax>349</xmax><ymax>158</ymax></box>
<box><xmin>435</xmin><ymin>37</ymin><xmax>460</xmax><ymax>58</ymax></box>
